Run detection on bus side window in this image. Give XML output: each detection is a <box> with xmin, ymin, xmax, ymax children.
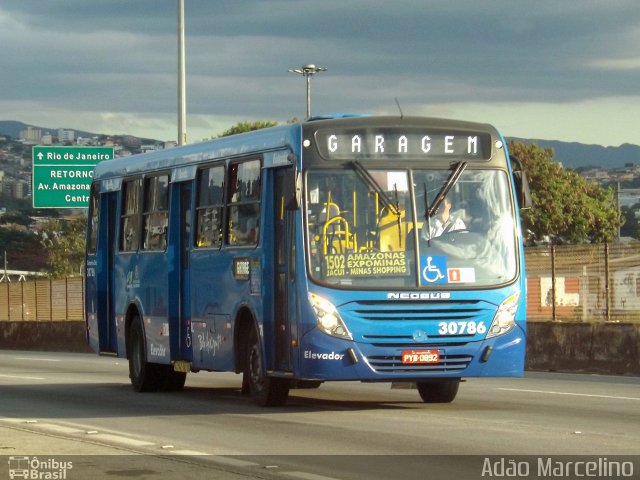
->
<box><xmin>142</xmin><ymin>174</ymin><xmax>169</xmax><ymax>251</ymax></box>
<box><xmin>119</xmin><ymin>178</ymin><xmax>142</xmax><ymax>252</ymax></box>
<box><xmin>195</xmin><ymin>165</ymin><xmax>224</xmax><ymax>248</ymax></box>
<box><xmin>226</xmin><ymin>159</ymin><xmax>261</xmax><ymax>246</ymax></box>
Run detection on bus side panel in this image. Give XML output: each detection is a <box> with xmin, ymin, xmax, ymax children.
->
<box><xmin>110</xmin><ymin>236</ymin><xmax>172</xmax><ymax>362</ymax></box>
<box><xmin>136</xmin><ymin>253</ymin><xmax>171</xmax><ymax>364</ymax></box>
<box><xmin>85</xmin><ymin>251</ymin><xmax>99</xmax><ymax>352</ymax></box>
<box><xmin>190</xmin><ymin>250</ymin><xmax>236</xmax><ymax>371</ymax></box>
<box><xmin>112</xmin><ymin>253</ymin><xmax>132</xmax><ymax>357</ymax></box>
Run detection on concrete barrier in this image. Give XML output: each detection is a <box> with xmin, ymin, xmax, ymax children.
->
<box><xmin>0</xmin><ymin>321</ymin><xmax>92</xmax><ymax>353</ymax></box>
<box><xmin>526</xmin><ymin>322</ymin><xmax>640</xmax><ymax>375</ymax></box>
<box><xmin>1</xmin><ymin>321</ymin><xmax>639</xmax><ymax>375</ymax></box>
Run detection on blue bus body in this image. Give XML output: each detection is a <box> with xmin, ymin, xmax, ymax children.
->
<box><xmin>85</xmin><ymin>116</ymin><xmax>529</xmax><ymax>405</ymax></box>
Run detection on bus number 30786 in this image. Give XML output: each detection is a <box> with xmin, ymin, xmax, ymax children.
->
<box><xmin>437</xmin><ymin>321</ymin><xmax>486</xmax><ymax>336</ymax></box>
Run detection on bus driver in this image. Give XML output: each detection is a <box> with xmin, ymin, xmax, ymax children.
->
<box><xmin>421</xmin><ymin>196</ymin><xmax>466</xmax><ymax>240</ymax></box>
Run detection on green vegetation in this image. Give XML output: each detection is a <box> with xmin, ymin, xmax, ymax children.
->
<box><xmin>215</xmin><ymin>121</ymin><xmax>279</xmax><ymax>138</ymax></box>
<box><xmin>39</xmin><ymin>217</ymin><xmax>86</xmax><ymax>278</ymax></box>
<box><xmin>509</xmin><ymin>142</ymin><xmax>621</xmax><ymax>244</ymax></box>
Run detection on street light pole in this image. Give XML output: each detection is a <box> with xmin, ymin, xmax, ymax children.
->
<box><xmin>177</xmin><ymin>0</ymin><xmax>187</xmax><ymax>145</ymax></box>
<box><xmin>288</xmin><ymin>64</ymin><xmax>327</xmax><ymax>119</ymax></box>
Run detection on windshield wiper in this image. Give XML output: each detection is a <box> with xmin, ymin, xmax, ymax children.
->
<box><xmin>426</xmin><ymin>161</ymin><xmax>467</xmax><ymax>218</ymax></box>
<box><xmin>351</xmin><ymin>161</ymin><xmax>399</xmax><ymax>216</ymax></box>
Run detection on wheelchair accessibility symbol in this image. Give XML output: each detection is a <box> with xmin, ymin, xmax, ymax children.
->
<box><xmin>420</xmin><ymin>255</ymin><xmax>448</xmax><ymax>285</ymax></box>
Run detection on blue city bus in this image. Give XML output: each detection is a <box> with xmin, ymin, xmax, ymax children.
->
<box><xmin>85</xmin><ymin>115</ymin><xmax>531</xmax><ymax>406</ymax></box>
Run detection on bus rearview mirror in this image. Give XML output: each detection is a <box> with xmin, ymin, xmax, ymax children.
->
<box><xmin>285</xmin><ymin>168</ymin><xmax>302</xmax><ymax>210</ymax></box>
<box><xmin>510</xmin><ymin>155</ymin><xmax>533</xmax><ymax>209</ymax></box>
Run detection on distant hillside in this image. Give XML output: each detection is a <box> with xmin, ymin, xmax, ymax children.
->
<box><xmin>508</xmin><ymin>138</ymin><xmax>640</xmax><ymax>170</ymax></box>
<box><xmin>0</xmin><ymin>120</ymin><xmax>161</xmax><ymax>145</ymax></box>
<box><xmin>0</xmin><ymin>120</ymin><xmax>97</xmax><ymax>140</ymax></box>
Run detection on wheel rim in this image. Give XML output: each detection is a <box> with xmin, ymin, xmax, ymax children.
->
<box><xmin>132</xmin><ymin>330</ymin><xmax>143</xmax><ymax>378</ymax></box>
<box><xmin>248</xmin><ymin>343</ymin><xmax>264</xmax><ymax>393</ymax></box>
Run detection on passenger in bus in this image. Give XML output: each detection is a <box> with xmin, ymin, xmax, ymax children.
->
<box><xmin>231</xmin><ymin>210</ymin><xmax>259</xmax><ymax>244</ymax></box>
<box><xmin>421</xmin><ymin>196</ymin><xmax>466</xmax><ymax>240</ymax></box>
<box><xmin>243</xmin><ymin>216</ymin><xmax>259</xmax><ymax>244</ymax></box>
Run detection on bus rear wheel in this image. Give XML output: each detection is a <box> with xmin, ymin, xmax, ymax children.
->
<box><xmin>129</xmin><ymin>316</ymin><xmax>170</xmax><ymax>392</ymax></box>
<box><xmin>416</xmin><ymin>379</ymin><xmax>460</xmax><ymax>403</ymax></box>
<box><xmin>245</xmin><ymin>327</ymin><xmax>290</xmax><ymax>406</ymax></box>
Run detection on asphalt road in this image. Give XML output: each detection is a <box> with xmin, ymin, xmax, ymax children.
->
<box><xmin>0</xmin><ymin>351</ymin><xmax>638</xmax><ymax>480</ymax></box>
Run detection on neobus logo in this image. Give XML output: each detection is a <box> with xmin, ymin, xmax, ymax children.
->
<box><xmin>387</xmin><ymin>292</ymin><xmax>451</xmax><ymax>300</ymax></box>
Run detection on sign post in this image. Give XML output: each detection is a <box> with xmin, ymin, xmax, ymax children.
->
<box><xmin>32</xmin><ymin>146</ymin><xmax>114</xmax><ymax>208</ymax></box>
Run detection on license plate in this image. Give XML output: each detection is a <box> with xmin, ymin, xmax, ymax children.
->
<box><xmin>401</xmin><ymin>349</ymin><xmax>440</xmax><ymax>364</ymax></box>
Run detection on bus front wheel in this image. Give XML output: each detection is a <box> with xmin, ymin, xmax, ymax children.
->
<box><xmin>245</xmin><ymin>327</ymin><xmax>290</xmax><ymax>406</ymax></box>
<box><xmin>416</xmin><ymin>379</ymin><xmax>460</xmax><ymax>403</ymax></box>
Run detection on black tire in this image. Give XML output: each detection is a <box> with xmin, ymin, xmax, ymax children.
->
<box><xmin>245</xmin><ymin>326</ymin><xmax>290</xmax><ymax>406</ymax></box>
<box><xmin>163</xmin><ymin>368</ymin><xmax>187</xmax><ymax>392</ymax></box>
<box><xmin>294</xmin><ymin>380</ymin><xmax>323</xmax><ymax>389</ymax></box>
<box><xmin>128</xmin><ymin>316</ymin><xmax>166</xmax><ymax>392</ymax></box>
<box><xmin>416</xmin><ymin>379</ymin><xmax>460</xmax><ymax>403</ymax></box>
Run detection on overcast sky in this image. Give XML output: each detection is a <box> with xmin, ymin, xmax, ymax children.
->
<box><xmin>1</xmin><ymin>1</ymin><xmax>639</xmax><ymax>146</ymax></box>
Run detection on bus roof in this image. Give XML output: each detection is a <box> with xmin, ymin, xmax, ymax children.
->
<box><xmin>92</xmin><ymin>122</ymin><xmax>302</xmax><ymax>181</ymax></box>
<box><xmin>92</xmin><ymin>115</ymin><xmax>502</xmax><ymax>181</ymax></box>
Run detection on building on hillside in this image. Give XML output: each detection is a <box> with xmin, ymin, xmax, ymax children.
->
<box><xmin>20</xmin><ymin>126</ymin><xmax>42</xmax><ymax>144</ymax></box>
<box><xmin>2</xmin><ymin>177</ymin><xmax>30</xmax><ymax>199</ymax></box>
<box><xmin>58</xmin><ymin>129</ymin><xmax>75</xmax><ymax>143</ymax></box>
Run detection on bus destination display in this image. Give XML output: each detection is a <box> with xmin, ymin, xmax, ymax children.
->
<box><xmin>314</xmin><ymin>128</ymin><xmax>492</xmax><ymax>161</ymax></box>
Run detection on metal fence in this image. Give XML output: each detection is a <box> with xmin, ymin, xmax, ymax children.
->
<box><xmin>525</xmin><ymin>242</ymin><xmax>640</xmax><ymax>323</ymax></box>
<box><xmin>0</xmin><ymin>277</ymin><xmax>84</xmax><ymax>321</ymax></box>
<box><xmin>3</xmin><ymin>243</ymin><xmax>640</xmax><ymax>323</ymax></box>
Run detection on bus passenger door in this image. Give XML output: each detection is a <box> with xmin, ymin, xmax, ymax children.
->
<box><xmin>96</xmin><ymin>192</ymin><xmax>118</xmax><ymax>354</ymax></box>
<box><xmin>179</xmin><ymin>183</ymin><xmax>193</xmax><ymax>361</ymax></box>
<box><xmin>168</xmin><ymin>181</ymin><xmax>193</xmax><ymax>363</ymax></box>
<box><xmin>274</xmin><ymin>168</ymin><xmax>296</xmax><ymax>372</ymax></box>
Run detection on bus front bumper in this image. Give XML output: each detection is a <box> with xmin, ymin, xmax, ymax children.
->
<box><xmin>296</xmin><ymin>326</ymin><xmax>525</xmax><ymax>381</ymax></box>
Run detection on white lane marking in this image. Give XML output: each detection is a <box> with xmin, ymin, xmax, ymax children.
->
<box><xmin>13</xmin><ymin>357</ymin><xmax>61</xmax><ymax>362</ymax></box>
<box><xmin>499</xmin><ymin>388</ymin><xmax>640</xmax><ymax>401</ymax></box>
<box><xmin>0</xmin><ymin>374</ymin><xmax>46</xmax><ymax>380</ymax></box>
<box><xmin>0</xmin><ymin>418</ymin><xmax>30</xmax><ymax>425</ymax></box>
<box><xmin>206</xmin><ymin>456</ymin><xmax>259</xmax><ymax>467</ymax></box>
<box><xmin>168</xmin><ymin>449</ymin><xmax>213</xmax><ymax>457</ymax></box>
<box><xmin>34</xmin><ymin>423</ymin><xmax>84</xmax><ymax>435</ymax></box>
<box><xmin>89</xmin><ymin>433</ymin><xmax>155</xmax><ymax>447</ymax></box>
<box><xmin>281</xmin><ymin>472</ymin><xmax>344</xmax><ymax>480</ymax></box>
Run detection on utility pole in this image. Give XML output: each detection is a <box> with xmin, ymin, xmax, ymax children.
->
<box><xmin>616</xmin><ymin>181</ymin><xmax>621</xmax><ymax>241</ymax></box>
<box><xmin>288</xmin><ymin>64</ymin><xmax>327</xmax><ymax>119</ymax></box>
<box><xmin>178</xmin><ymin>0</ymin><xmax>187</xmax><ymax>145</ymax></box>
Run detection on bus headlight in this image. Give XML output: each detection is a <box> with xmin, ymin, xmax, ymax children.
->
<box><xmin>308</xmin><ymin>293</ymin><xmax>353</xmax><ymax>340</ymax></box>
<box><xmin>486</xmin><ymin>292</ymin><xmax>520</xmax><ymax>339</ymax></box>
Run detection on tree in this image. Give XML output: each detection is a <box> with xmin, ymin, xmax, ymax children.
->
<box><xmin>509</xmin><ymin>142</ymin><xmax>620</xmax><ymax>244</ymax></box>
<box><xmin>0</xmin><ymin>227</ymin><xmax>46</xmax><ymax>271</ymax></box>
<box><xmin>620</xmin><ymin>204</ymin><xmax>640</xmax><ymax>239</ymax></box>
<box><xmin>39</xmin><ymin>217</ymin><xmax>86</xmax><ymax>278</ymax></box>
<box><xmin>0</xmin><ymin>194</ymin><xmax>31</xmax><ymax>212</ymax></box>
<box><xmin>216</xmin><ymin>121</ymin><xmax>278</xmax><ymax>138</ymax></box>
<box><xmin>0</xmin><ymin>210</ymin><xmax>33</xmax><ymax>227</ymax></box>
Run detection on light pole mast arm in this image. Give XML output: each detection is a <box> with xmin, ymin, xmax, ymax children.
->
<box><xmin>289</xmin><ymin>64</ymin><xmax>327</xmax><ymax>120</ymax></box>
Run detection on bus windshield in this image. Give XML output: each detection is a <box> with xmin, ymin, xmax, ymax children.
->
<box><xmin>305</xmin><ymin>167</ymin><xmax>517</xmax><ymax>288</ymax></box>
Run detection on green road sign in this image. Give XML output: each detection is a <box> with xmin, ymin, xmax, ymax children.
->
<box><xmin>32</xmin><ymin>146</ymin><xmax>114</xmax><ymax>208</ymax></box>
